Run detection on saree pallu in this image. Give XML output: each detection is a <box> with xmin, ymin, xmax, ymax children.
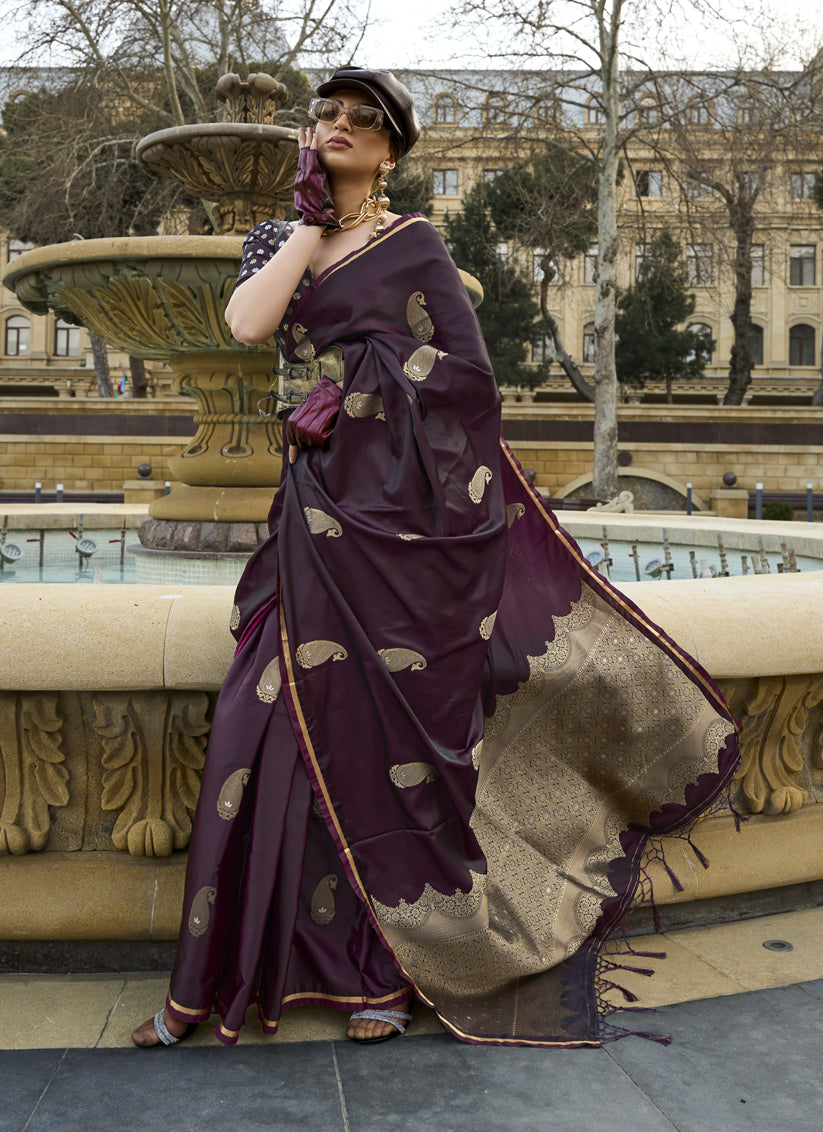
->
<box><xmin>168</xmin><ymin>215</ymin><xmax>739</xmax><ymax>1047</ymax></box>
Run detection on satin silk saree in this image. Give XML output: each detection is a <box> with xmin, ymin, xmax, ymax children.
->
<box><xmin>168</xmin><ymin>215</ymin><xmax>739</xmax><ymax>1046</ymax></box>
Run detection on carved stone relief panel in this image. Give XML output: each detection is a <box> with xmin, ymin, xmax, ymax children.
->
<box><xmin>0</xmin><ymin>693</ymin><xmax>68</xmax><ymax>855</ymax></box>
<box><xmin>718</xmin><ymin>674</ymin><xmax>823</xmax><ymax>815</ymax></box>
<box><xmin>92</xmin><ymin>691</ymin><xmax>211</xmax><ymax>857</ymax></box>
<box><xmin>0</xmin><ymin>690</ymin><xmax>217</xmax><ymax>858</ymax></box>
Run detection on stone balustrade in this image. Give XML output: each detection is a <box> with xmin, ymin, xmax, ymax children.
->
<box><xmin>1</xmin><ymin>563</ymin><xmax>822</xmax><ymax>942</ymax></box>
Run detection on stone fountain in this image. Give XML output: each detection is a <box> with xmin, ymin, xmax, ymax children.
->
<box><xmin>6</xmin><ymin>73</ymin><xmax>299</xmax><ymax>566</ymax></box>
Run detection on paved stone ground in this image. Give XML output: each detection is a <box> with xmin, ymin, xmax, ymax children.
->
<box><xmin>3</xmin><ymin>981</ymin><xmax>820</xmax><ymax>1132</ymax></box>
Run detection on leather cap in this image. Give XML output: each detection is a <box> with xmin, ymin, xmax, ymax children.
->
<box><xmin>316</xmin><ymin>68</ymin><xmax>421</xmax><ymax>155</ymax></box>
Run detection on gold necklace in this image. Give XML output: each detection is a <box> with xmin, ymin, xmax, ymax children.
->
<box><xmin>322</xmin><ymin>163</ymin><xmax>392</xmax><ymax>241</ymax></box>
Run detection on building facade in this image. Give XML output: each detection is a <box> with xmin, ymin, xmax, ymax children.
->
<box><xmin>2</xmin><ymin>66</ymin><xmax>822</xmax><ymax>400</ymax></box>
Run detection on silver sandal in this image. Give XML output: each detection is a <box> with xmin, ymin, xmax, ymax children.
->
<box><xmin>347</xmin><ymin>1008</ymin><xmax>412</xmax><ymax>1044</ymax></box>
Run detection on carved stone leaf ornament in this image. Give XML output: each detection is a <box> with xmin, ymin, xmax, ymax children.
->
<box><xmin>720</xmin><ymin>674</ymin><xmax>823</xmax><ymax>815</ymax></box>
<box><xmin>0</xmin><ymin>693</ymin><xmax>67</xmax><ymax>855</ymax></box>
<box><xmin>94</xmin><ymin>692</ymin><xmax>210</xmax><ymax>857</ymax></box>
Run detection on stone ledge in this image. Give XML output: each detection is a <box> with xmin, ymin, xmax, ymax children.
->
<box><xmin>5</xmin><ymin>808</ymin><xmax>821</xmax><ymax>942</ymax></box>
<box><xmin>4</xmin><ymin>569</ymin><xmax>823</xmax><ymax>691</ymax></box>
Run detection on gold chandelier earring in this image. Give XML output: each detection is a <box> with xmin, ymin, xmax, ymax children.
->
<box><xmin>369</xmin><ymin>161</ymin><xmax>392</xmax><ymax>240</ymax></box>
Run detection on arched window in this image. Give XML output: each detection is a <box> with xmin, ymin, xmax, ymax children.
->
<box><xmin>688</xmin><ymin>103</ymin><xmax>711</xmax><ymax>125</ymax></box>
<box><xmin>433</xmin><ymin>95</ymin><xmax>457</xmax><ymax>125</ymax></box>
<box><xmin>5</xmin><ymin>314</ymin><xmax>30</xmax><ymax>356</ymax></box>
<box><xmin>789</xmin><ymin>323</ymin><xmax>816</xmax><ymax>366</ymax></box>
<box><xmin>583</xmin><ymin>321</ymin><xmax>596</xmax><ymax>363</ymax></box>
<box><xmin>749</xmin><ymin>323</ymin><xmax>764</xmax><ymax>367</ymax></box>
<box><xmin>686</xmin><ymin>322</ymin><xmax>713</xmax><ymax>364</ymax></box>
<box><xmin>55</xmin><ymin>318</ymin><xmax>80</xmax><ymax>357</ymax></box>
<box><xmin>637</xmin><ymin>97</ymin><xmax>659</xmax><ymax>125</ymax></box>
<box><xmin>483</xmin><ymin>93</ymin><xmax>507</xmax><ymax>125</ymax></box>
<box><xmin>585</xmin><ymin>98</ymin><xmax>604</xmax><ymax>125</ymax></box>
<box><xmin>530</xmin><ymin>98</ymin><xmax>556</xmax><ymax>126</ymax></box>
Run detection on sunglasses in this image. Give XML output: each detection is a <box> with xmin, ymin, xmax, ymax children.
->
<box><xmin>308</xmin><ymin>97</ymin><xmax>385</xmax><ymax>132</ymax></box>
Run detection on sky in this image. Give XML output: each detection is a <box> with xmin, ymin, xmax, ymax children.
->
<box><xmin>0</xmin><ymin>0</ymin><xmax>820</xmax><ymax>72</ymax></box>
<box><xmin>353</xmin><ymin>0</ymin><xmax>822</xmax><ymax>72</ymax></box>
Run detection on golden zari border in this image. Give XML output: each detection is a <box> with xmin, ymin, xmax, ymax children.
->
<box><xmin>499</xmin><ymin>440</ymin><xmax>736</xmax><ymax>723</ymax></box>
<box><xmin>320</xmin><ymin>216</ymin><xmax>431</xmax><ymax>286</ymax></box>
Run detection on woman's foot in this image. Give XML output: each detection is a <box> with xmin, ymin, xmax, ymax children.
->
<box><xmin>131</xmin><ymin>1008</ymin><xmax>195</xmax><ymax>1047</ymax></box>
<box><xmin>346</xmin><ymin>1003</ymin><xmax>412</xmax><ymax>1043</ymax></box>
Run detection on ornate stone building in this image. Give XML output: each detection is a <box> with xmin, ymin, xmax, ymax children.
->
<box><xmin>2</xmin><ymin>66</ymin><xmax>822</xmax><ymax>400</ymax></box>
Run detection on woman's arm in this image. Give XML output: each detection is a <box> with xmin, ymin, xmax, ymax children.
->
<box><xmin>225</xmin><ymin>221</ymin><xmax>322</xmax><ymax>344</ymax></box>
<box><xmin>225</xmin><ymin>126</ymin><xmax>328</xmax><ymax>345</ymax></box>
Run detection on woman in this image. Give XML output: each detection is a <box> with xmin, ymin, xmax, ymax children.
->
<box><xmin>134</xmin><ymin>68</ymin><xmax>739</xmax><ymax>1050</ymax></box>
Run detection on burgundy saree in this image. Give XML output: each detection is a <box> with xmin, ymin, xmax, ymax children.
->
<box><xmin>167</xmin><ymin>215</ymin><xmax>739</xmax><ymax>1047</ymax></box>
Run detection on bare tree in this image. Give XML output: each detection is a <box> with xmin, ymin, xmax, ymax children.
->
<box><xmin>653</xmin><ymin>63</ymin><xmax>822</xmax><ymax>404</ymax></box>
<box><xmin>15</xmin><ymin>0</ymin><xmax>371</xmax><ymax>127</ymax></box>
<box><xmin>449</xmin><ymin>0</ymin><xmax>678</xmax><ymax>499</ymax></box>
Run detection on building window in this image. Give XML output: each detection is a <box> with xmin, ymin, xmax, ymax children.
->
<box><xmin>686</xmin><ymin>323</ymin><xmax>713</xmax><ymax>363</ymax></box>
<box><xmin>483</xmin><ymin>94</ymin><xmax>507</xmax><ymax>125</ymax></box>
<box><xmin>433</xmin><ymin>95</ymin><xmax>457</xmax><ymax>125</ymax></box>
<box><xmin>750</xmin><ymin>324</ymin><xmax>764</xmax><ymax>366</ymax></box>
<box><xmin>790</xmin><ymin>171</ymin><xmax>816</xmax><ymax>199</ymax></box>
<box><xmin>5</xmin><ymin>314</ymin><xmax>30</xmax><ymax>356</ymax></box>
<box><xmin>789</xmin><ymin>245</ymin><xmax>816</xmax><ymax>286</ymax></box>
<box><xmin>583</xmin><ymin>246</ymin><xmax>598</xmax><ymax>284</ymax></box>
<box><xmin>7</xmin><ymin>239</ymin><xmax>33</xmax><ymax>263</ymax></box>
<box><xmin>55</xmin><ymin>318</ymin><xmax>80</xmax><ymax>357</ymax></box>
<box><xmin>483</xmin><ymin>169</ymin><xmax>501</xmax><ymax>184</ymax></box>
<box><xmin>582</xmin><ymin>322</ymin><xmax>596</xmax><ymax>363</ymax></box>
<box><xmin>686</xmin><ymin>173</ymin><xmax>712</xmax><ymax>198</ymax></box>
<box><xmin>637</xmin><ymin>98</ymin><xmax>659</xmax><ymax>125</ymax></box>
<box><xmin>533</xmin><ymin>250</ymin><xmax>557</xmax><ymax>284</ymax></box>
<box><xmin>688</xmin><ymin>104</ymin><xmax>710</xmax><ymax>125</ymax></box>
<box><xmin>432</xmin><ymin>169</ymin><xmax>459</xmax><ymax>196</ymax></box>
<box><xmin>531</xmin><ymin>98</ymin><xmax>556</xmax><ymax>125</ymax></box>
<box><xmin>636</xmin><ymin>170</ymin><xmax>663</xmax><ymax>198</ymax></box>
<box><xmin>586</xmin><ymin>99</ymin><xmax>604</xmax><ymax>125</ymax></box>
<box><xmin>789</xmin><ymin>324</ymin><xmax>815</xmax><ymax>366</ymax></box>
<box><xmin>635</xmin><ymin>243</ymin><xmax>649</xmax><ymax>279</ymax></box>
<box><xmin>687</xmin><ymin>243</ymin><xmax>713</xmax><ymax>285</ymax></box>
<box><xmin>495</xmin><ymin>241</ymin><xmax>509</xmax><ymax>264</ymax></box>
<box><xmin>751</xmin><ymin>244</ymin><xmax>765</xmax><ymax>287</ymax></box>
<box><xmin>532</xmin><ymin>333</ymin><xmax>552</xmax><ymax>363</ymax></box>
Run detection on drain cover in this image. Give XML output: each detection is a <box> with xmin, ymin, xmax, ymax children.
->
<box><xmin>762</xmin><ymin>939</ymin><xmax>794</xmax><ymax>952</ymax></box>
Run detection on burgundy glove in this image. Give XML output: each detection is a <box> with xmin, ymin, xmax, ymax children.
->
<box><xmin>285</xmin><ymin>377</ymin><xmax>342</xmax><ymax>449</ymax></box>
<box><xmin>294</xmin><ymin>147</ymin><xmax>340</xmax><ymax>230</ymax></box>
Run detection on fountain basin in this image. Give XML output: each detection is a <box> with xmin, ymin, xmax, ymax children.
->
<box><xmin>5</xmin><ymin>238</ymin><xmax>283</xmax><ymax>522</ymax></box>
<box><xmin>1</xmin><ymin>568</ymin><xmax>822</xmax><ymax>941</ymax></box>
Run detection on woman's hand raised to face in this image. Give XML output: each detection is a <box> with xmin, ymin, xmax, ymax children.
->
<box><xmin>294</xmin><ymin>126</ymin><xmax>340</xmax><ymax>231</ymax></box>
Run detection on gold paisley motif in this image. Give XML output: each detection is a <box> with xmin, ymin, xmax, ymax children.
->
<box><xmin>304</xmin><ymin>507</ymin><xmax>342</xmax><ymax>538</ymax></box>
<box><xmin>406</xmin><ymin>291</ymin><xmax>435</xmax><ymax>342</ymax></box>
<box><xmin>188</xmin><ymin>886</ymin><xmax>216</xmax><ymax>938</ymax></box>
<box><xmin>256</xmin><ymin>658</ymin><xmax>282</xmax><ymax>703</ymax></box>
<box><xmin>506</xmin><ymin>502</ymin><xmax>526</xmax><ymax>527</ymax></box>
<box><xmin>468</xmin><ymin>466</ymin><xmax>493</xmax><ymax>504</ymax></box>
<box><xmin>397</xmin><ymin>532</ymin><xmax>424</xmax><ymax>541</ymax></box>
<box><xmin>471</xmin><ymin>740</ymin><xmax>484</xmax><ymax>770</ymax></box>
<box><xmin>390</xmin><ymin>762</ymin><xmax>440</xmax><ymax>788</ymax></box>
<box><xmin>403</xmin><ymin>345</ymin><xmax>447</xmax><ymax>381</ymax></box>
<box><xmin>292</xmin><ymin>323</ymin><xmax>315</xmax><ymax>362</ymax></box>
<box><xmin>371</xmin><ymin>870</ymin><xmax>487</xmax><ymax>931</ymax></box>
<box><xmin>296</xmin><ymin>640</ymin><xmax>348</xmax><ymax>668</ymax></box>
<box><xmin>343</xmin><ymin>392</ymin><xmax>386</xmax><ymax>420</ymax></box>
<box><xmin>229</xmin><ymin>604</ymin><xmax>241</xmax><ymax>631</ymax></box>
<box><xmin>479</xmin><ymin>611</ymin><xmax>498</xmax><ymax>640</ymax></box>
<box><xmin>378</xmin><ymin>648</ymin><xmax>428</xmax><ymax>672</ymax></box>
<box><xmin>310</xmin><ymin>874</ymin><xmax>338</xmax><ymax>924</ymax></box>
<box><xmin>216</xmin><ymin>768</ymin><xmax>251</xmax><ymax>821</ymax></box>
